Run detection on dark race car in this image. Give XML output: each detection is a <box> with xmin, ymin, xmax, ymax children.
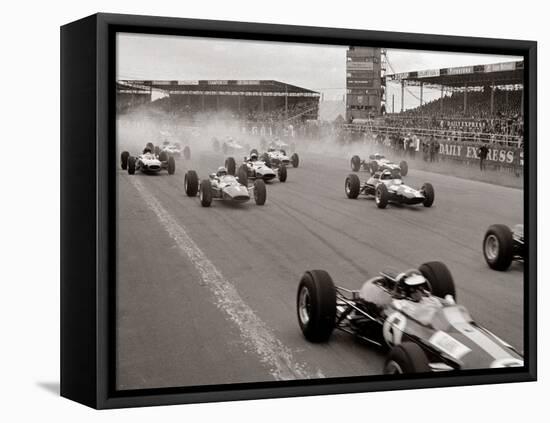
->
<box><xmin>483</xmin><ymin>224</ymin><xmax>524</xmax><ymax>270</ymax></box>
<box><xmin>345</xmin><ymin>168</ymin><xmax>434</xmax><ymax>209</ymax></box>
<box><xmin>351</xmin><ymin>153</ymin><xmax>408</xmax><ymax>176</ymax></box>
<box><xmin>296</xmin><ymin>262</ymin><xmax>523</xmax><ymax>374</ymax></box>
<box><xmin>184</xmin><ymin>166</ymin><xmax>266</xmax><ymax>207</ymax></box>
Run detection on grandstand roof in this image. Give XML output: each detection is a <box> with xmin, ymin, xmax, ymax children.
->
<box><xmin>117</xmin><ymin>80</ymin><xmax>320</xmax><ymax>97</ymax></box>
<box><xmin>386</xmin><ymin>60</ymin><xmax>523</xmax><ymax>88</ymax></box>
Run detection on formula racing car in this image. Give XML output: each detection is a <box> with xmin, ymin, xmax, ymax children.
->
<box><xmin>296</xmin><ymin>262</ymin><xmax>523</xmax><ymax>374</ymax></box>
<box><xmin>483</xmin><ymin>224</ymin><xmax>524</xmax><ymax>271</ymax></box>
<box><xmin>184</xmin><ymin>166</ymin><xmax>266</xmax><ymax>207</ymax></box>
<box><xmin>345</xmin><ymin>168</ymin><xmax>433</xmax><ymax>209</ymax></box>
<box><xmin>159</xmin><ymin>140</ymin><xmax>191</xmax><ymax>159</ymax></box>
<box><xmin>235</xmin><ymin>151</ymin><xmax>287</xmax><ymax>184</ymax></box>
<box><xmin>120</xmin><ymin>146</ymin><xmax>175</xmax><ymax>175</ymax></box>
<box><xmin>351</xmin><ymin>153</ymin><xmax>408</xmax><ymax>176</ymax></box>
<box><xmin>260</xmin><ymin>147</ymin><xmax>299</xmax><ymax>169</ymax></box>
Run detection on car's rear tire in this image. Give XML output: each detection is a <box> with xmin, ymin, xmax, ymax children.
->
<box><xmin>237</xmin><ymin>164</ymin><xmax>249</xmax><ymax>187</ymax></box>
<box><xmin>422</xmin><ymin>183</ymin><xmax>434</xmax><ymax>207</ymax></box>
<box><xmin>419</xmin><ymin>261</ymin><xmax>456</xmax><ymax>300</ymax></box>
<box><xmin>184</xmin><ymin>170</ymin><xmax>199</xmax><ymax>196</ymax></box>
<box><xmin>159</xmin><ymin>150</ymin><xmax>168</xmax><ymax>163</ymax></box>
<box><xmin>384</xmin><ymin>342</ymin><xmax>431</xmax><ymax>374</ymax></box>
<box><xmin>168</xmin><ymin>156</ymin><xmax>176</xmax><ymax>175</ymax></box>
<box><xmin>183</xmin><ymin>146</ymin><xmax>191</xmax><ymax>159</ymax></box>
<box><xmin>297</xmin><ymin>270</ymin><xmax>336</xmax><ymax>343</ymax></box>
<box><xmin>253</xmin><ymin>179</ymin><xmax>266</xmax><ymax>205</ymax></box>
<box><xmin>278</xmin><ymin>165</ymin><xmax>287</xmax><ymax>182</ymax></box>
<box><xmin>350</xmin><ymin>155</ymin><xmax>361</xmax><ymax>172</ymax></box>
<box><xmin>370</xmin><ymin>161</ymin><xmax>379</xmax><ymax>175</ymax></box>
<box><xmin>225</xmin><ymin>157</ymin><xmax>236</xmax><ymax>175</ymax></box>
<box><xmin>127</xmin><ymin>156</ymin><xmax>136</xmax><ymax>175</ymax></box>
<box><xmin>199</xmin><ymin>179</ymin><xmax>212</xmax><ymax>207</ymax></box>
<box><xmin>261</xmin><ymin>153</ymin><xmax>271</xmax><ymax>168</ymax></box>
<box><xmin>120</xmin><ymin>151</ymin><xmax>130</xmax><ymax>170</ymax></box>
<box><xmin>375</xmin><ymin>183</ymin><xmax>389</xmax><ymax>208</ymax></box>
<box><xmin>154</xmin><ymin>146</ymin><xmax>160</xmax><ymax>156</ymax></box>
<box><xmin>291</xmin><ymin>153</ymin><xmax>299</xmax><ymax>168</ymax></box>
<box><xmin>400</xmin><ymin>160</ymin><xmax>408</xmax><ymax>176</ymax></box>
<box><xmin>483</xmin><ymin>224</ymin><xmax>514</xmax><ymax>271</ymax></box>
<box><xmin>345</xmin><ymin>174</ymin><xmax>360</xmax><ymax>199</ymax></box>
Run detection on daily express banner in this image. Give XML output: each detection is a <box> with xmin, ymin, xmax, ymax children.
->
<box><xmin>437</xmin><ymin>141</ymin><xmax>523</xmax><ymax>166</ymax></box>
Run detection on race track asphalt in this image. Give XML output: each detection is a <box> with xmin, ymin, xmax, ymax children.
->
<box><xmin>116</xmin><ymin>148</ymin><xmax>524</xmax><ymax>390</ymax></box>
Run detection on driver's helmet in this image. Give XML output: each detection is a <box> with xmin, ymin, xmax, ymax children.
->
<box><xmin>397</xmin><ymin>270</ymin><xmax>429</xmax><ymax>302</ymax></box>
<box><xmin>250</xmin><ymin>152</ymin><xmax>258</xmax><ymax>161</ymax></box>
<box><xmin>380</xmin><ymin>170</ymin><xmax>394</xmax><ymax>180</ymax></box>
<box><xmin>216</xmin><ymin>166</ymin><xmax>228</xmax><ymax>177</ymax></box>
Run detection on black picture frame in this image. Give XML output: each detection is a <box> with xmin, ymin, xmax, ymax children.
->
<box><xmin>61</xmin><ymin>12</ymin><xmax>537</xmax><ymax>409</ymax></box>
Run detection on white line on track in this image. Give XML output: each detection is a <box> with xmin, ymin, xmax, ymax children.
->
<box><xmin>130</xmin><ymin>177</ymin><xmax>323</xmax><ymax>381</ymax></box>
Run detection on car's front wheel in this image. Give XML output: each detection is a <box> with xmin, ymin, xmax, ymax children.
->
<box><xmin>120</xmin><ymin>151</ymin><xmax>130</xmax><ymax>170</ymax></box>
<box><xmin>297</xmin><ymin>270</ymin><xmax>336</xmax><ymax>343</ymax></box>
<box><xmin>253</xmin><ymin>179</ymin><xmax>266</xmax><ymax>205</ymax></box>
<box><xmin>185</xmin><ymin>170</ymin><xmax>199</xmax><ymax>196</ymax></box>
<box><xmin>345</xmin><ymin>174</ymin><xmax>360</xmax><ymax>199</ymax></box>
<box><xmin>199</xmin><ymin>179</ymin><xmax>212</xmax><ymax>207</ymax></box>
<box><xmin>384</xmin><ymin>342</ymin><xmax>431</xmax><ymax>374</ymax></box>
<box><xmin>483</xmin><ymin>224</ymin><xmax>514</xmax><ymax>271</ymax></box>
<box><xmin>278</xmin><ymin>165</ymin><xmax>287</xmax><ymax>182</ymax></box>
<box><xmin>127</xmin><ymin>156</ymin><xmax>136</xmax><ymax>175</ymax></box>
<box><xmin>421</xmin><ymin>183</ymin><xmax>434</xmax><ymax>207</ymax></box>
<box><xmin>375</xmin><ymin>183</ymin><xmax>389</xmax><ymax>208</ymax></box>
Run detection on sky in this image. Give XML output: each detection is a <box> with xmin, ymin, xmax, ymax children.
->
<box><xmin>117</xmin><ymin>33</ymin><xmax>522</xmax><ymax>109</ymax></box>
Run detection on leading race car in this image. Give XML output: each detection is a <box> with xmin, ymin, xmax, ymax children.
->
<box><xmin>483</xmin><ymin>224</ymin><xmax>525</xmax><ymax>271</ymax></box>
<box><xmin>159</xmin><ymin>140</ymin><xmax>191</xmax><ymax>159</ymax></box>
<box><xmin>351</xmin><ymin>153</ymin><xmax>408</xmax><ymax>176</ymax></box>
<box><xmin>184</xmin><ymin>166</ymin><xmax>266</xmax><ymax>207</ymax></box>
<box><xmin>120</xmin><ymin>146</ymin><xmax>175</xmax><ymax>175</ymax></box>
<box><xmin>345</xmin><ymin>168</ymin><xmax>434</xmax><ymax>209</ymax></box>
<box><xmin>296</xmin><ymin>262</ymin><xmax>523</xmax><ymax>374</ymax></box>
<box><xmin>235</xmin><ymin>151</ymin><xmax>287</xmax><ymax>184</ymax></box>
<box><xmin>220</xmin><ymin>137</ymin><xmax>250</xmax><ymax>155</ymax></box>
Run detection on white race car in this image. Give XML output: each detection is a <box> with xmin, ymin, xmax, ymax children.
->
<box><xmin>236</xmin><ymin>152</ymin><xmax>287</xmax><ymax>184</ymax></box>
<box><xmin>261</xmin><ymin>148</ymin><xmax>299</xmax><ymax>169</ymax></box>
<box><xmin>121</xmin><ymin>148</ymin><xmax>175</xmax><ymax>175</ymax></box>
<box><xmin>351</xmin><ymin>153</ymin><xmax>408</xmax><ymax>176</ymax></box>
<box><xmin>159</xmin><ymin>141</ymin><xmax>191</xmax><ymax>159</ymax></box>
<box><xmin>184</xmin><ymin>167</ymin><xmax>266</xmax><ymax>207</ymax></box>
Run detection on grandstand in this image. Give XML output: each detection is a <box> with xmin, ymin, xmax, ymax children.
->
<box><xmin>386</xmin><ymin>60</ymin><xmax>524</xmax><ymax>117</ymax></box>
<box><xmin>116</xmin><ymin>80</ymin><xmax>320</xmax><ymax>123</ymax></box>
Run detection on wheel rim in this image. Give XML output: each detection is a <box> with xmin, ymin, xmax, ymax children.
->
<box><xmin>345</xmin><ymin>179</ymin><xmax>351</xmax><ymax>195</ymax></box>
<box><xmin>385</xmin><ymin>360</ymin><xmax>403</xmax><ymax>374</ymax></box>
<box><xmin>184</xmin><ymin>177</ymin><xmax>188</xmax><ymax>191</ymax></box>
<box><xmin>375</xmin><ymin>188</ymin><xmax>381</xmax><ymax>203</ymax></box>
<box><xmin>485</xmin><ymin>234</ymin><xmax>499</xmax><ymax>260</ymax></box>
<box><xmin>298</xmin><ymin>287</ymin><xmax>311</xmax><ymax>325</ymax></box>
<box><xmin>199</xmin><ymin>188</ymin><xmax>204</xmax><ymax>201</ymax></box>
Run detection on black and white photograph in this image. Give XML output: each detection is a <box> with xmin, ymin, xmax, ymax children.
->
<box><xmin>3</xmin><ymin>0</ymin><xmax>547</xmax><ymax>420</ymax></box>
<box><xmin>116</xmin><ymin>33</ymin><xmax>526</xmax><ymax>390</ymax></box>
